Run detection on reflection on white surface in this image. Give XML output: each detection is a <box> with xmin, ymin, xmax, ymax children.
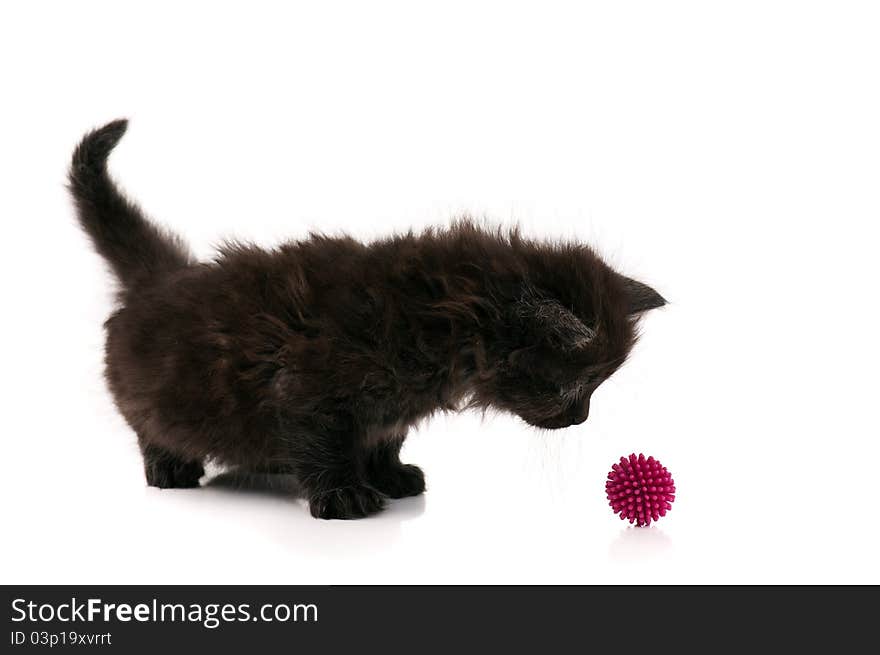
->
<box><xmin>609</xmin><ymin>526</ymin><xmax>673</xmax><ymax>562</ymax></box>
<box><xmin>199</xmin><ymin>470</ymin><xmax>427</xmax><ymax>559</ymax></box>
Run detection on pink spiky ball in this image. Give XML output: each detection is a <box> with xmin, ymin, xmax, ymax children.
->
<box><xmin>606</xmin><ymin>453</ymin><xmax>675</xmax><ymax>526</ymax></box>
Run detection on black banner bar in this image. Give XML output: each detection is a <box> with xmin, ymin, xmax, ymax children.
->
<box><xmin>1</xmin><ymin>586</ymin><xmax>875</xmax><ymax>652</ymax></box>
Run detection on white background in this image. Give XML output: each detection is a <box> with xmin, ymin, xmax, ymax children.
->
<box><xmin>1</xmin><ymin>1</ymin><xmax>878</xmax><ymax>584</ymax></box>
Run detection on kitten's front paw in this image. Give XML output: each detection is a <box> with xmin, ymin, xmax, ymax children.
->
<box><xmin>370</xmin><ymin>464</ymin><xmax>426</xmax><ymax>499</ymax></box>
<box><xmin>309</xmin><ymin>484</ymin><xmax>386</xmax><ymax>520</ymax></box>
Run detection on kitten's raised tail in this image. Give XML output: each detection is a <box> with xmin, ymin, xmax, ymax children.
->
<box><xmin>68</xmin><ymin>119</ymin><xmax>192</xmax><ymax>287</ymax></box>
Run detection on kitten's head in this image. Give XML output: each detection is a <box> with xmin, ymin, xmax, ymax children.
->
<box><xmin>487</xmin><ymin>268</ymin><xmax>665</xmax><ymax>430</ymax></box>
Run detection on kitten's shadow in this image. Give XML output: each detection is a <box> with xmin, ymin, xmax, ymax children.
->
<box><xmin>205</xmin><ymin>470</ymin><xmax>305</xmax><ymax>496</ymax></box>
<box><xmin>199</xmin><ymin>470</ymin><xmax>425</xmax><ymax>557</ymax></box>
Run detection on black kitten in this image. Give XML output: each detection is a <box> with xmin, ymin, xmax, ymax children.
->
<box><xmin>69</xmin><ymin>120</ymin><xmax>666</xmax><ymax>519</ymax></box>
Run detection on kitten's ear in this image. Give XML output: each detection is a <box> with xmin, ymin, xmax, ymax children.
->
<box><xmin>513</xmin><ymin>295</ymin><xmax>595</xmax><ymax>351</ymax></box>
<box><xmin>620</xmin><ymin>275</ymin><xmax>666</xmax><ymax>314</ymax></box>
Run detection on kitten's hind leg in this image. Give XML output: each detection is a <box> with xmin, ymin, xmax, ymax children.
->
<box><xmin>364</xmin><ymin>436</ymin><xmax>426</xmax><ymax>499</ymax></box>
<box><xmin>140</xmin><ymin>443</ymin><xmax>204</xmax><ymax>489</ymax></box>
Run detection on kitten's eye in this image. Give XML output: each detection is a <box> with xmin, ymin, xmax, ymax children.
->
<box><xmin>583</xmin><ymin>368</ymin><xmax>607</xmax><ymax>386</ymax></box>
<box><xmin>562</xmin><ymin>372</ymin><xmax>604</xmax><ymax>399</ymax></box>
<box><xmin>558</xmin><ymin>380</ymin><xmax>585</xmax><ymax>401</ymax></box>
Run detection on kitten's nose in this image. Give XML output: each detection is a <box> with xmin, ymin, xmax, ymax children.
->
<box><xmin>569</xmin><ymin>399</ymin><xmax>590</xmax><ymax>425</ymax></box>
<box><xmin>581</xmin><ymin>398</ymin><xmax>591</xmax><ymax>422</ymax></box>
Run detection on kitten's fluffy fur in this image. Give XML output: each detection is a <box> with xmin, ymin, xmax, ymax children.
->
<box><xmin>69</xmin><ymin>120</ymin><xmax>666</xmax><ymax>519</ymax></box>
